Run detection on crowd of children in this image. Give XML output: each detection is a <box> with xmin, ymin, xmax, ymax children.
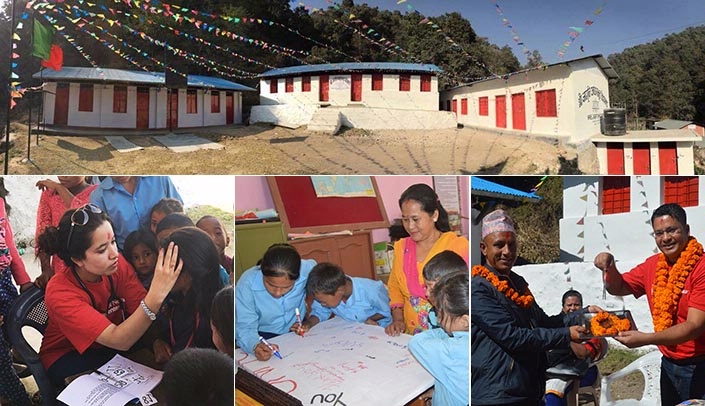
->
<box><xmin>0</xmin><ymin>177</ymin><xmax>235</xmax><ymax>405</ymax></box>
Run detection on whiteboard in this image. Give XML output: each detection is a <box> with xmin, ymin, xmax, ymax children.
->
<box><xmin>235</xmin><ymin>318</ymin><xmax>434</xmax><ymax>405</ymax></box>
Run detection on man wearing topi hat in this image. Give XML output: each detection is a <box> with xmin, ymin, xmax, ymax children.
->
<box><xmin>471</xmin><ymin>209</ymin><xmax>586</xmax><ymax>406</ymax></box>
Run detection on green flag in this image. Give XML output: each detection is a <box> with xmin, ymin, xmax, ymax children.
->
<box><xmin>32</xmin><ymin>21</ymin><xmax>54</xmax><ymax>60</ymax></box>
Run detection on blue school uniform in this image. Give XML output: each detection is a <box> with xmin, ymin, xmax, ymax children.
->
<box><xmin>235</xmin><ymin>259</ymin><xmax>316</xmax><ymax>353</ymax></box>
<box><xmin>409</xmin><ymin>329</ymin><xmax>469</xmax><ymax>406</ymax></box>
<box><xmin>310</xmin><ymin>277</ymin><xmax>392</xmax><ymax>327</ymax></box>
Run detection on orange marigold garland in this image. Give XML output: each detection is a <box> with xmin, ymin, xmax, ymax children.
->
<box><xmin>590</xmin><ymin>311</ymin><xmax>631</xmax><ymax>336</ymax></box>
<box><xmin>652</xmin><ymin>237</ymin><xmax>703</xmax><ymax>332</ymax></box>
<box><xmin>472</xmin><ymin>265</ymin><xmax>534</xmax><ymax>308</ymax></box>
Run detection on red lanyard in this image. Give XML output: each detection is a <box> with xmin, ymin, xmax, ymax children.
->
<box><xmin>169</xmin><ymin>311</ymin><xmax>200</xmax><ymax>349</ymax></box>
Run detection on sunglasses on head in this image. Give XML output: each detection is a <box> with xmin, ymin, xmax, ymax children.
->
<box><xmin>67</xmin><ymin>203</ymin><xmax>103</xmax><ymax>250</ymax></box>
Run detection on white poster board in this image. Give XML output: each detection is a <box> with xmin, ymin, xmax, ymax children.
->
<box><xmin>235</xmin><ymin>318</ymin><xmax>433</xmax><ymax>405</ymax></box>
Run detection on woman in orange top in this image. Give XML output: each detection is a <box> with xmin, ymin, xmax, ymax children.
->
<box><xmin>384</xmin><ymin>184</ymin><xmax>468</xmax><ymax>336</ymax></box>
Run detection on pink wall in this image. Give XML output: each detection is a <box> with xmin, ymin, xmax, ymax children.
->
<box><xmin>235</xmin><ymin>176</ymin><xmax>469</xmax><ymax>243</ymax></box>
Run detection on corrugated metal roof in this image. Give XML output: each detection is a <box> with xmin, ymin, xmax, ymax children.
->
<box><xmin>471</xmin><ymin>177</ymin><xmax>542</xmax><ymax>201</ymax></box>
<box><xmin>259</xmin><ymin>62</ymin><xmax>442</xmax><ymax>78</ymax></box>
<box><xmin>445</xmin><ymin>54</ymin><xmax>618</xmax><ymax>91</ymax></box>
<box><xmin>654</xmin><ymin>119</ymin><xmax>693</xmax><ymax>130</ymax></box>
<box><xmin>33</xmin><ymin>67</ymin><xmax>256</xmax><ymax>91</ymax></box>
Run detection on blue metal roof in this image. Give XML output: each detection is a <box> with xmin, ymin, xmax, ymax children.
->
<box><xmin>471</xmin><ymin>177</ymin><xmax>542</xmax><ymax>201</ymax></box>
<box><xmin>259</xmin><ymin>62</ymin><xmax>442</xmax><ymax>78</ymax></box>
<box><xmin>33</xmin><ymin>67</ymin><xmax>256</xmax><ymax>91</ymax></box>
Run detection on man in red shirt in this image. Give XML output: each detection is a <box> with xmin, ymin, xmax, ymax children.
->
<box><xmin>594</xmin><ymin>203</ymin><xmax>705</xmax><ymax>405</ymax></box>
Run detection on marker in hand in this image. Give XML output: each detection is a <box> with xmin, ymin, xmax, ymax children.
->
<box><xmin>258</xmin><ymin>336</ymin><xmax>282</xmax><ymax>359</ymax></box>
<box><xmin>295</xmin><ymin>307</ymin><xmax>304</xmax><ymax>337</ymax></box>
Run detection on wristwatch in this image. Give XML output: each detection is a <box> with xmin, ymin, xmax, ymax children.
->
<box><xmin>140</xmin><ymin>300</ymin><xmax>157</xmax><ymax>321</ymax></box>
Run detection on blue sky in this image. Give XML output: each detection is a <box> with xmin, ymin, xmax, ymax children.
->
<box><xmin>292</xmin><ymin>0</ymin><xmax>705</xmax><ymax>65</ymax></box>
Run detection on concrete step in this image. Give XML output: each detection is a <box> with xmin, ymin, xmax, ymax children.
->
<box><xmin>307</xmin><ymin>108</ymin><xmax>342</xmax><ymax>135</ymax></box>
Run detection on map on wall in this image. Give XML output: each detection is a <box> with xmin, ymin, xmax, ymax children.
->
<box><xmin>312</xmin><ymin>176</ymin><xmax>376</xmax><ymax>198</ymax></box>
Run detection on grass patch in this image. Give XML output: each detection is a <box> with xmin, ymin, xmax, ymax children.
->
<box><xmin>596</xmin><ymin>347</ymin><xmax>646</xmax><ymax>402</ymax></box>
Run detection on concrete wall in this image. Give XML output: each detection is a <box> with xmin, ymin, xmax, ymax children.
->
<box><xmin>441</xmin><ymin>58</ymin><xmax>611</xmax><ymax>144</ymax></box>
<box><xmin>339</xmin><ymin>108</ymin><xmax>456</xmax><ymax>130</ymax></box>
<box><xmin>250</xmin><ymin>104</ymin><xmax>317</xmax><ymax>128</ymax></box>
<box><xmin>561</xmin><ymin>176</ymin><xmax>705</xmax><ymax>262</ymax></box>
<box><xmin>260</xmin><ymin>74</ymin><xmax>439</xmax><ymax>110</ymax></box>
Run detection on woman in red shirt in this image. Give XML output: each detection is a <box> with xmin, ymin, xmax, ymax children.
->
<box><xmin>37</xmin><ymin>204</ymin><xmax>182</xmax><ymax>386</ymax></box>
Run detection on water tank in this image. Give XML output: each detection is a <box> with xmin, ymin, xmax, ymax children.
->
<box><xmin>601</xmin><ymin>108</ymin><xmax>627</xmax><ymax>136</ymax></box>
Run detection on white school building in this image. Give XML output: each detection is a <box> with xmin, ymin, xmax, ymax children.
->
<box><xmin>440</xmin><ymin>55</ymin><xmax>619</xmax><ymax>144</ymax></box>
<box><xmin>34</xmin><ymin>67</ymin><xmax>255</xmax><ymax>130</ymax></box>
<box><xmin>250</xmin><ymin>62</ymin><xmax>456</xmax><ymax>131</ymax></box>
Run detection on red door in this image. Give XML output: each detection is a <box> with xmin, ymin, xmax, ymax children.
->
<box><xmin>167</xmin><ymin>90</ymin><xmax>178</xmax><ymax>130</ymax></box>
<box><xmin>606</xmin><ymin>144</ymin><xmax>625</xmax><ymax>175</ymax></box>
<box><xmin>319</xmin><ymin>75</ymin><xmax>329</xmax><ymax>102</ymax></box>
<box><xmin>54</xmin><ymin>83</ymin><xmax>69</xmax><ymax>126</ymax></box>
<box><xmin>512</xmin><ymin>93</ymin><xmax>526</xmax><ymax>130</ymax></box>
<box><xmin>226</xmin><ymin>92</ymin><xmax>234</xmax><ymax>124</ymax></box>
<box><xmin>351</xmin><ymin>74</ymin><xmax>362</xmax><ymax>102</ymax></box>
<box><xmin>451</xmin><ymin>99</ymin><xmax>457</xmax><ymax>114</ymax></box>
<box><xmin>136</xmin><ymin>87</ymin><xmax>149</xmax><ymax>129</ymax></box>
<box><xmin>633</xmin><ymin>142</ymin><xmax>651</xmax><ymax>174</ymax></box>
<box><xmin>658</xmin><ymin>142</ymin><xmax>678</xmax><ymax>174</ymax></box>
<box><xmin>496</xmin><ymin>96</ymin><xmax>506</xmax><ymax>128</ymax></box>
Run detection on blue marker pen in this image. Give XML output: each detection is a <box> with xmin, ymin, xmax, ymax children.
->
<box><xmin>258</xmin><ymin>336</ymin><xmax>283</xmax><ymax>359</ymax></box>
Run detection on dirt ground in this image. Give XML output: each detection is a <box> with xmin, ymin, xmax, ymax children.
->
<box><xmin>3</xmin><ymin>123</ymin><xmax>585</xmax><ymax>175</ymax></box>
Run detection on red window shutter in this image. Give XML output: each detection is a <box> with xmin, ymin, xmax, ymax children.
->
<box><xmin>664</xmin><ymin>177</ymin><xmax>699</xmax><ymax>207</ymax></box>
<box><xmin>451</xmin><ymin>99</ymin><xmax>457</xmax><ymax>113</ymax></box>
<box><xmin>211</xmin><ymin>91</ymin><xmax>220</xmax><ymax>113</ymax></box>
<box><xmin>536</xmin><ymin>89</ymin><xmax>557</xmax><ymax>117</ymax></box>
<box><xmin>602</xmin><ymin>176</ymin><xmax>631</xmax><ymax>215</ymax></box>
<box><xmin>302</xmin><ymin>76</ymin><xmax>311</xmax><ymax>92</ymax></box>
<box><xmin>112</xmin><ymin>85</ymin><xmax>127</xmax><ymax>113</ymax></box>
<box><xmin>461</xmin><ymin>98</ymin><xmax>468</xmax><ymax>115</ymax></box>
<box><xmin>479</xmin><ymin>97</ymin><xmax>488</xmax><ymax>116</ymax></box>
<box><xmin>372</xmin><ymin>74</ymin><xmax>383</xmax><ymax>91</ymax></box>
<box><xmin>79</xmin><ymin>84</ymin><xmax>93</xmax><ymax>112</ymax></box>
<box><xmin>270</xmin><ymin>79</ymin><xmax>278</xmax><ymax>94</ymax></box>
<box><xmin>399</xmin><ymin>74</ymin><xmax>410</xmax><ymax>91</ymax></box>
<box><xmin>187</xmin><ymin>90</ymin><xmax>198</xmax><ymax>114</ymax></box>
<box><xmin>285</xmin><ymin>77</ymin><xmax>294</xmax><ymax>93</ymax></box>
<box><xmin>420</xmin><ymin>75</ymin><xmax>431</xmax><ymax>92</ymax></box>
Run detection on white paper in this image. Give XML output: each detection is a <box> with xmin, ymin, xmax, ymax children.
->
<box><xmin>57</xmin><ymin>354</ymin><xmax>163</xmax><ymax>406</ymax></box>
<box><xmin>236</xmin><ymin>318</ymin><xmax>433</xmax><ymax>406</ymax></box>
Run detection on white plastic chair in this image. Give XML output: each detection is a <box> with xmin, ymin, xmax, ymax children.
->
<box><xmin>599</xmin><ymin>350</ymin><xmax>662</xmax><ymax>406</ymax></box>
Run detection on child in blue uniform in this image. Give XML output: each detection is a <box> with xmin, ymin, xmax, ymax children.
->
<box><xmin>409</xmin><ymin>271</ymin><xmax>469</xmax><ymax>406</ymax></box>
<box><xmin>294</xmin><ymin>263</ymin><xmax>391</xmax><ymax>333</ymax></box>
<box><xmin>235</xmin><ymin>244</ymin><xmax>315</xmax><ymax>361</ymax></box>
<box><xmin>422</xmin><ymin>250</ymin><xmax>468</xmax><ymax>328</ymax></box>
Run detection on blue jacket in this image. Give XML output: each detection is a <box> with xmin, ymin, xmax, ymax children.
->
<box><xmin>471</xmin><ymin>266</ymin><xmax>579</xmax><ymax>405</ymax></box>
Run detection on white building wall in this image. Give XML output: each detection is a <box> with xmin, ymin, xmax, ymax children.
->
<box><xmin>67</xmin><ymin>83</ymin><xmax>100</xmax><ymax>127</ymax></box>
<box><xmin>203</xmin><ymin>91</ymin><xmax>226</xmax><ymax>127</ymax></box>
<box><xmin>560</xmin><ymin>176</ymin><xmax>705</xmax><ymax>263</ymax></box>
<box><xmin>42</xmin><ymin>82</ymin><xmax>57</xmax><ymax>125</ymax></box>
<box><xmin>98</xmin><ymin>85</ymin><xmax>137</xmax><ymax>129</ymax></box>
<box><xmin>260</xmin><ymin>74</ymin><xmax>439</xmax><ymax>110</ymax></box>
<box><xmin>569</xmin><ymin>59</ymin><xmax>611</xmax><ymax>143</ymax></box>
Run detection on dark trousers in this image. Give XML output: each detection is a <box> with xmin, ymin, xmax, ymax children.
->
<box><xmin>661</xmin><ymin>356</ymin><xmax>705</xmax><ymax>406</ymax></box>
<box><xmin>47</xmin><ymin>348</ymin><xmax>116</xmax><ymax>387</ymax></box>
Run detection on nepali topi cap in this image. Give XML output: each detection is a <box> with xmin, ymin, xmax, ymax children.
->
<box><xmin>482</xmin><ymin>209</ymin><xmax>515</xmax><ymax>239</ymax></box>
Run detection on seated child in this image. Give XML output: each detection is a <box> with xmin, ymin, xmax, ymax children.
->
<box><xmin>409</xmin><ymin>272</ymin><xmax>469</xmax><ymax>406</ymax></box>
<box><xmin>123</xmin><ymin>230</ymin><xmax>158</xmax><ymax>289</ymax></box>
<box><xmin>155</xmin><ymin>213</ymin><xmax>194</xmax><ymax>244</ymax></box>
<box><xmin>294</xmin><ymin>262</ymin><xmax>391</xmax><ymax>334</ymax></box>
<box><xmin>162</xmin><ymin>348</ymin><xmax>233</xmax><ymax>406</ymax></box>
<box><xmin>150</xmin><ymin>198</ymin><xmax>184</xmax><ymax>234</ymax></box>
<box><xmin>196</xmin><ymin>215</ymin><xmax>233</xmax><ymax>278</ymax></box>
<box><xmin>422</xmin><ymin>250</ymin><xmax>468</xmax><ymax>328</ymax></box>
<box><xmin>210</xmin><ymin>285</ymin><xmax>234</xmax><ymax>357</ymax></box>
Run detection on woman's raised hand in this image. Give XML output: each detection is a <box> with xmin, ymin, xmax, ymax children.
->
<box><xmin>149</xmin><ymin>242</ymin><xmax>183</xmax><ymax>301</ymax></box>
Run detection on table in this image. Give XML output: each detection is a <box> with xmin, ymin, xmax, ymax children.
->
<box><xmin>235</xmin><ymin>318</ymin><xmax>434</xmax><ymax>405</ymax></box>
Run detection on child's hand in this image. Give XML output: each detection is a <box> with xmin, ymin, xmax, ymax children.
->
<box><xmin>290</xmin><ymin>322</ymin><xmax>311</xmax><ymax>335</ymax></box>
<box><xmin>364</xmin><ymin>318</ymin><xmax>379</xmax><ymax>326</ymax></box>
<box><xmin>254</xmin><ymin>342</ymin><xmax>278</xmax><ymax>361</ymax></box>
<box><xmin>384</xmin><ymin>320</ymin><xmax>406</xmax><ymax>336</ymax></box>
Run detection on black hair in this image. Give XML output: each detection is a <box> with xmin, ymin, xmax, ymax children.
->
<box><xmin>398</xmin><ymin>183</ymin><xmax>450</xmax><ymax>232</ymax></box>
<box><xmin>196</xmin><ymin>215</ymin><xmax>222</xmax><ymax>228</ymax></box>
<box><xmin>162</xmin><ymin>227</ymin><xmax>224</xmax><ymax>318</ymax></box>
<box><xmin>210</xmin><ymin>285</ymin><xmax>234</xmax><ymax>356</ymax></box>
<box><xmin>155</xmin><ymin>213</ymin><xmax>195</xmax><ymax>235</ymax></box>
<box><xmin>150</xmin><ymin>197</ymin><xmax>184</xmax><ymax>217</ymax></box>
<box><xmin>422</xmin><ymin>250</ymin><xmax>468</xmax><ymax>282</ymax></box>
<box><xmin>651</xmin><ymin>203</ymin><xmax>687</xmax><ymax>228</ymax></box>
<box><xmin>37</xmin><ymin>206</ymin><xmax>113</xmax><ymax>268</ymax></box>
<box><xmin>260</xmin><ymin>244</ymin><xmax>301</xmax><ymax>280</ymax></box>
<box><xmin>123</xmin><ymin>229</ymin><xmax>158</xmax><ymax>260</ymax></box>
<box><xmin>434</xmin><ymin>271</ymin><xmax>469</xmax><ymax>327</ymax></box>
<box><xmin>306</xmin><ymin>262</ymin><xmax>347</xmax><ymax>296</ymax></box>
<box><xmin>162</xmin><ymin>348</ymin><xmax>234</xmax><ymax>406</ymax></box>
<box><xmin>561</xmin><ymin>289</ymin><xmax>583</xmax><ymax>306</ymax></box>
